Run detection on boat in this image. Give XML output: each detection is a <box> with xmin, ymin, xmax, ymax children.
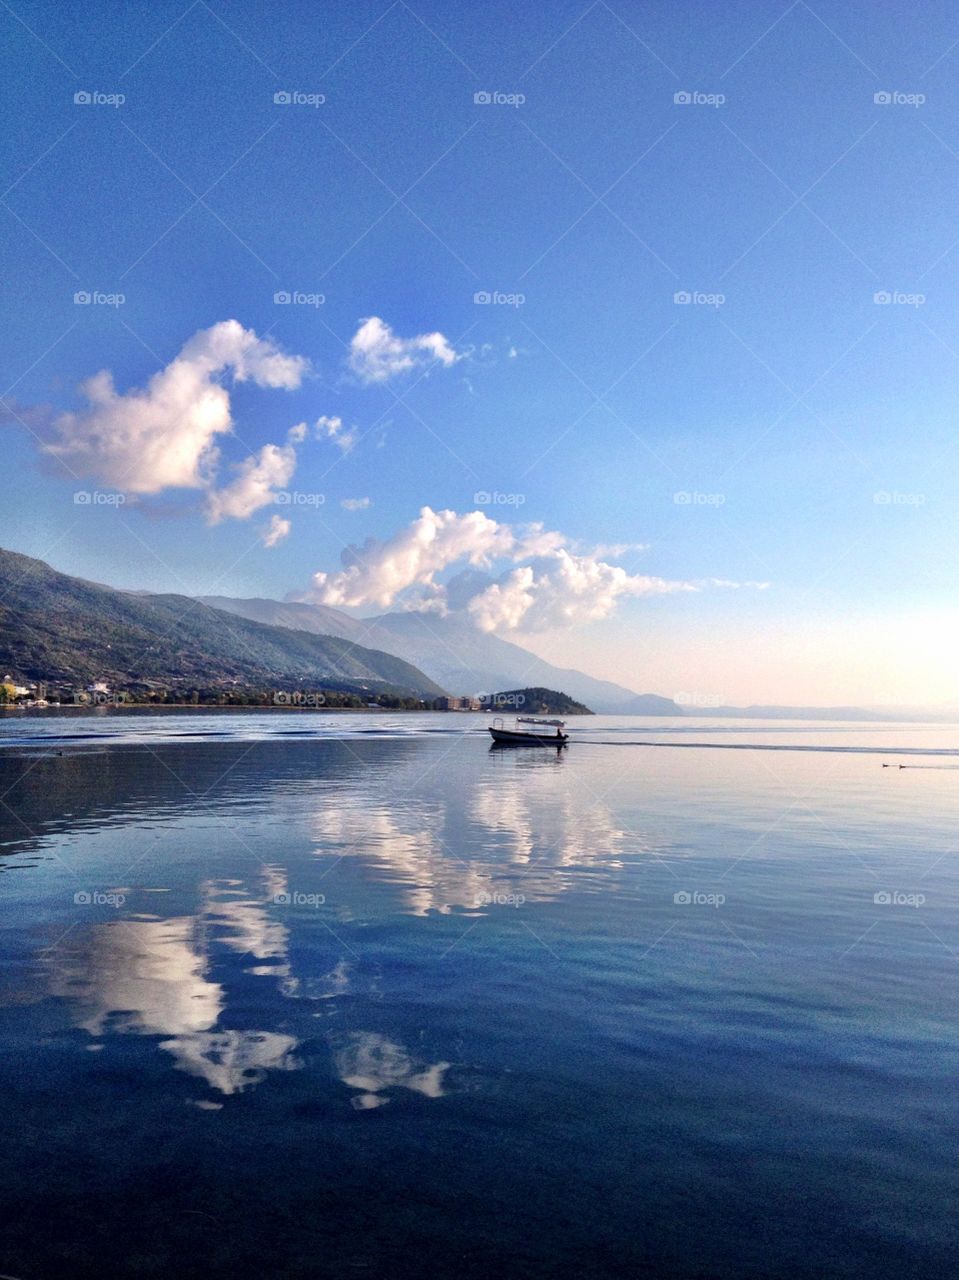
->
<box><xmin>489</xmin><ymin>715</ymin><xmax>569</xmax><ymax>746</ymax></box>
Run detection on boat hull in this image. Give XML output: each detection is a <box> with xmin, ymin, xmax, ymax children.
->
<box><xmin>489</xmin><ymin>727</ymin><xmax>568</xmax><ymax>746</ymax></box>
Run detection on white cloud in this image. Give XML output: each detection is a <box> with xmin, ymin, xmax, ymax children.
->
<box><xmin>302</xmin><ymin>506</ymin><xmax>726</xmax><ymax>630</ymax></box>
<box><xmin>590</xmin><ymin>541</ymin><xmax>650</xmax><ymax>558</ymax></box>
<box><xmin>348</xmin><ymin>316</ymin><xmax>461</xmax><ymax>384</ymax></box>
<box><xmin>45</xmin><ymin>320</ymin><xmax>308</xmax><ymax>494</ymax></box>
<box><xmin>315</xmin><ymin>414</ymin><xmax>357</xmax><ymax>453</ymax></box>
<box><xmin>468</xmin><ymin>550</ymin><xmax>693</xmax><ymax>632</ymax></box>
<box><xmin>261</xmin><ymin>514</ymin><xmax>291</xmax><ymax>548</ymax></box>
<box><xmin>341</xmin><ymin>497</ymin><xmax>371</xmax><ymax>511</ymax></box>
<box><xmin>205</xmin><ymin>442</ymin><xmax>297</xmax><ymax>523</ymax></box>
<box><xmin>306</xmin><ymin>507</ymin><xmax>515</xmax><ymax>609</ymax></box>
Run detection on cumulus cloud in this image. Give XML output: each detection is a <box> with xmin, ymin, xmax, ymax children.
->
<box><xmin>468</xmin><ymin>550</ymin><xmax>692</xmax><ymax>632</ymax></box>
<box><xmin>261</xmin><ymin>514</ymin><xmax>291</xmax><ymax>548</ymax></box>
<box><xmin>315</xmin><ymin>414</ymin><xmax>357</xmax><ymax>453</ymax></box>
<box><xmin>341</xmin><ymin>497</ymin><xmax>371</xmax><ymax>511</ymax></box>
<box><xmin>306</xmin><ymin>507</ymin><xmax>516</xmax><ymax>609</ymax></box>
<box><xmin>45</xmin><ymin>320</ymin><xmax>308</xmax><ymax>494</ymax></box>
<box><xmin>301</xmin><ymin>506</ymin><xmax>725</xmax><ymax>631</ymax></box>
<box><xmin>348</xmin><ymin>316</ymin><xmax>461</xmax><ymax>384</ymax></box>
<box><xmin>205</xmin><ymin>441</ymin><xmax>297</xmax><ymax>523</ymax></box>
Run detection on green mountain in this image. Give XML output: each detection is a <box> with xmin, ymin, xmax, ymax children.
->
<box><xmin>481</xmin><ymin>687</ymin><xmax>593</xmax><ymax>715</ymax></box>
<box><xmin>0</xmin><ymin>547</ymin><xmax>445</xmax><ymax>699</ymax></box>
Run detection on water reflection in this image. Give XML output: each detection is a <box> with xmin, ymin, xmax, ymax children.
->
<box><xmin>46</xmin><ymin>867</ymin><xmax>302</xmax><ymax>1096</ymax></box>
<box><xmin>161</xmin><ymin>1028</ymin><xmax>299</xmax><ymax>1096</ymax></box>
<box><xmin>41</xmin><ymin>861</ymin><xmax>454</xmax><ymax>1104</ymax></box>
<box><xmin>205</xmin><ymin>869</ymin><xmax>290</xmax><ymax>975</ymax></box>
<box><xmin>307</xmin><ymin>749</ymin><xmax>638</xmax><ymax>915</ymax></box>
<box><xmin>331</xmin><ymin>1031</ymin><xmax>450</xmax><ymax>1110</ymax></box>
<box><xmin>48</xmin><ymin>916</ymin><xmax>223</xmax><ymax>1039</ymax></box>
<box><xmin>469</xmin><ymin>766</ymin><xmax>632</xmax><ymax>869</ymax></box>
<box><xmin>12</xmin><ymin>735</ymin><xmax>659</xmax><ymax>1102</ymax></box>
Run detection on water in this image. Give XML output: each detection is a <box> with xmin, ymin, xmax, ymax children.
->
<box><xmin>2</xmin><ymin>709</ymin><xmax>958</xmax><ymax>1278</ymax></box>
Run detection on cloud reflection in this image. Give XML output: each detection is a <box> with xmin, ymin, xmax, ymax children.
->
<box><xmin>46</xmin><ymin>867</ymin><xmax>303</xmax><ymax>1096</ymax></box>
<box><xmin>308</xmin><ymin>754</ymin><xmax>637</xmax><ymax>915</ymax></box>
<box><xmin>331</xmin><ymin>1031</ymin><xmax>450</xmax><ymax>1110</ymax></box>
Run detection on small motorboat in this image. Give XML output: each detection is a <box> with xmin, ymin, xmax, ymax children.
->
<box><xmin>489</xmin><ymin>716</ymin><xmax>569</xmax><ymax>746</ymax></box>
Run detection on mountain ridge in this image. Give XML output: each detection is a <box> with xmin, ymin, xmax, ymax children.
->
<box><xmin>0</xmin><ymin>548</ymin><xmax>444</xmax><ymax>698</ymax></box>
<box><xmin>200</xmin><ymin>594</ymin><xmax>681</xmax><ymax>715</ymax></box>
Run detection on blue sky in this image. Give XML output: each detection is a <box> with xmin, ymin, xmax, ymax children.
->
<box><xmin>2</xmin><ymin>0</ymin><xmax>959</xmax><ymax>704</ymax></box>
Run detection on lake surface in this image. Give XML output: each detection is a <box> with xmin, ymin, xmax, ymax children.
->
<box><xmin>2</xmin><ymin>709</ymin><xmax>959</xmax><ymax>1278</ymax></box>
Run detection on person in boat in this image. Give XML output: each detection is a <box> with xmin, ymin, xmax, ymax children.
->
<box><xmin>556</xmin><ymin>726</ymin><xmax>563</xmax><ymax>739</ymax></box>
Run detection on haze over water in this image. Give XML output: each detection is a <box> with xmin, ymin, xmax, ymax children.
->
<box><xmin>2</xmin><ymin>711</ymin><xmax>958</xmax><ymax>1278</ymax></box>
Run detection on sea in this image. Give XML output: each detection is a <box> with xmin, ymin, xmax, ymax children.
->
<box><xmin>1</xmin><ymin>706</ymin><xmax>958</xmax><ymax>1278</ymax></box>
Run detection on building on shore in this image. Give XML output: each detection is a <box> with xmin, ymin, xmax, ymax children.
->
<box><xmin>438</xmin><ymin>696</ymin><xmax>482</xmax><ymax>712</ymax></box>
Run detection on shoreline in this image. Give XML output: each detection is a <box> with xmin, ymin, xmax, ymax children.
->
<box><xmin>0</xmin><ymin>703</ymin><xmax>477</xmax><ymax>717</ymax></box>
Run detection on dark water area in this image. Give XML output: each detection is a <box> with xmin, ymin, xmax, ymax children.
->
<box><xmin>2</xmin><ymin>712</ymin><xmax>958</xmax><ymax>1277</ymax></box>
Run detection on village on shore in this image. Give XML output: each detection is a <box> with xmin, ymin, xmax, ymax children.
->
<box><xmin>0</xmin><ymin>677</ymin><xmax>583</xmax><ymax>716</ymax></box>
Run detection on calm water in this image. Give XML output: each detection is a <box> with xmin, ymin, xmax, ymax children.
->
<box><xmin>2</xmin><ymin>709</ymin><xmax>959</xmax><ymax>1278</ymax></box>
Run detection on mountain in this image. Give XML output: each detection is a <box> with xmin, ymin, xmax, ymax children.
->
<box><xmin>482</xmin><ymin>688</ymin><xmax>593</xmax><ymax>716</ymax></box>
<box><xmin>199</xmin><ymin>596</ymin><xmax>682</xmax><ymax>715</ymax></box>
<box><xmin>692</xmin><ymin>704</ymin><xmax>888</xmax><ymax>721</ymax></box>
<box><xmin>0</xmin><ymin>548</ymin><xmax>445</xmax><ymax>698</ymax></box>
<box><xmin>200</xmin><ymin>595</ymin><xmax>370</xmax><ymax>642</ymax></box>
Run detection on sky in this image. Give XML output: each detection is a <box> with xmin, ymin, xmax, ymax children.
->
<box><xmin>2</xmin><ymin>0</ymin><xmax>958</xmax><ymax>706</ymax></box>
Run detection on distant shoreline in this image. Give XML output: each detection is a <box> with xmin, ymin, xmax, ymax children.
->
<box><xmin>0</xmin><ymin>703</ymin><xmax>485</xmax><ymax>716</ymax></box>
